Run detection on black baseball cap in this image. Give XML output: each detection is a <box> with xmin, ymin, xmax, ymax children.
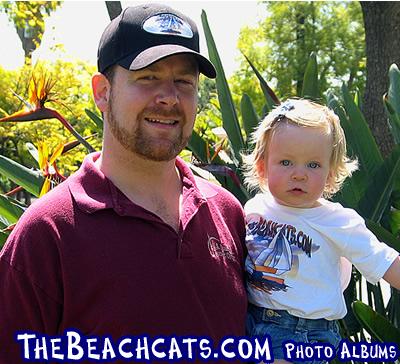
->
<box><xmin>97</xmin><ymin>3</ymin><xmax>216</xmax><ymax>78</ymax></box>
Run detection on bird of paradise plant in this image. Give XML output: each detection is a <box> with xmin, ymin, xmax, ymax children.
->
<box><xmin>0</xmin><ymin>135</ymin><xmax>92</xmax><ymax>242</ymax></box>
<box><xmin>37</xmin><ymin>142</ymin><xmax>66</xmax><ymax>197</ymax></box>
<box><xmin>0</xmin><ymin>63</ymin><xmax>95</xmax><ymax>153</ymax></box>
<box><xmin>7</xmin><ymin>136</ymin><xmax>93</xmax><ymax>199</ymax></box>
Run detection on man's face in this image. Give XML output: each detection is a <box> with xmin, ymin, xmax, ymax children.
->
<box><xmin>105</xmin><ymin>54</ymin><xmax>199</xmax><ymax>162</ymax></box>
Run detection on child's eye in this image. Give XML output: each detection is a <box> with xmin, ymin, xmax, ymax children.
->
<box><xmin>308</xmin><ymin>162</ymin><xmax>320</xmax><ymax>169</ymax></box>
<box><xmin>280</xmin><ymin>160</ymin><xmax>291</xmax><ymax>166</ymax></box>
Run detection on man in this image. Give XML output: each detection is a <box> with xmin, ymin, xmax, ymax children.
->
<box><xmin>0</xmin><ymin>4</ymin><xmax>247</xmax><ymax>363</ymax></box>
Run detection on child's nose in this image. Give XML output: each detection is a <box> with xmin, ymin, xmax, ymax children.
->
<box><xmin>291</xmin><ymin>169</ymin><xmax>307</xmax><ymax>181</ymax></box>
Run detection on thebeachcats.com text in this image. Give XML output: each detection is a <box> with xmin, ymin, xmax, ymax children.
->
<box><xmin>14</xmin><ymin>330</ymin><xmax>400</xmax><ymax>362</ymax></box>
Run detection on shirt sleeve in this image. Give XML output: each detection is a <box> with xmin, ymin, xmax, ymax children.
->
<box><xmin>0</xmin><ymin>259</ymin><xmax>62</xmax><ymax>362</ymax></box>
<box><xmin>341</xmin><ymin>214</ymin><xmax>399</xmax><ymax>285</ymax></box>
<box><xmin>0</xmin><ymin>213</ymin><xmax>63</xmax><ymax>363</ymax></box>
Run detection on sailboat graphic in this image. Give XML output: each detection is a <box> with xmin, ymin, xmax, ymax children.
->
<box><xmin>248</xmin><ymin>227</ymin><xmax>292</xmax><ymax>292</ymax></box>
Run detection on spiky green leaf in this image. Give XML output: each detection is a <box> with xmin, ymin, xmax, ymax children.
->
<box><xmin>366</xmin><ymin>219</ymin><xmax>400</xmax><ymax>252</ymax></box>
<box><xmin>25</xmin><ymin>142</ymin><xmax>39</xmax><ymax>164</ymax></box>
<box><xmin>0</xmin><ymin>155</ymin><xmax>44</xmax><ymax>197</ymax></box>
<box><xmin>388</xmin><ymin>63</ymin><xmax>400</xmax><ymax>114</ymax></box>
<box><xmin>85</xmin><ymin>108</ymin><xmax>103</xmax><ymax>131</ymax></box>
<box><xmin>332</xmin><ymin>172</ymin><xmax>366</xmax><ymax>210</ymax></box>
<box><xmin>188</xmin><ymin>130</ymin><xmax>217</xmax><ymax>164</ymax></box>
<box><xmin>327</xmin><ymin>92</ymin><xmax>367</xmax><ymax>208</ymax></box>
<box><xmin>0</xmin><ymin>231</ymin><xmax>9</xmax><ymax>249</ymax></box>
<box><xmin>352</xmin><ymin>301</ymin><xmax>400</xmax><ymax>342</ymax></box>
<box><xmin>388</xmin><ymin>208</ymin><xmax>400</xmax><ymax>236</ymax></box>
<box><xmin>0</xmin><ymin>194</ymin><xmax>25</xmax><ymax>224</ymax></box>
<box><xmin>201</xmin><ymin>10</ymin><xmax>244</xmax><ymax>164</ymax></box>
<box><xmin>301</xmin><ymin>52</ymin><xmax>320</xmax><ymax>100</ymax></box>
<box><xmin>327</xmin><ymin>91</ymin><xmax>357</xmax><ymax>157</ymax></box>
<box><xmin>341</xmin><ymin>84</ymin><xmax>382</xmax><ymax>178</ymax></box>
<box><xmin>187</xmin><ymin>131</ymin><xmax>249</xmax><ymax>204</ymax></box>
<box><xmin>240</xmin><ymin>94</ymin><xmax>260</xmax><ymax>142</ymax></box>
<box><xmin>358</xmin><ymin>145</ymin><xmax>400</xmax><ymax>221</ymax></box>
<box><xmin>384</xmin><ymin>98</ymin><xmax>400</xmax><ymax>145</ymax></box>
<box><xmin>242</xmin><ymin>53</ymin><xmax>279</xmax><ymax>109</ymax></box>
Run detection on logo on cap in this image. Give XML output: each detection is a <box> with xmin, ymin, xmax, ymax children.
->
<box><xmin>143</xmin><ymin>13</ymin><xmax>193</xmax><ymax>39</ymax></box>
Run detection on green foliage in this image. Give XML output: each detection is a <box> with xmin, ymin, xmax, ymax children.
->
<box><xmin>0</xmin><ymin>58</ymin><xmax>102</xmax><ymax>245</ymax></box>
<box><xmin>326</xmin><ymin>71</ymin><xmax>400</xmax><ymax>339</ymax></box>
<box><xmin>385</xmin><ymin>64</ymin><xmax>400</xmax><ymax>145</ymax></box>
<box><xmin>0</xmin><ymin>6</ymin><xmax>398</xmax><ymax>349</ymax></box>
<box><xmin>0</xmin><ymin>155</ymin><xmax>43</xmax><ymax>197</ymax></box>
<box><xmin>201</xmin><ymin>11</ymin><xmax>245</xmax><ymax>163</ymax></box>
<box><xmin>352</xmin><ymin>301</ymin><xmax>400</xmax><ymax>342</ymax></box>
<box><xmin>0</xmin><ymin>194</ymin><xmax>26</xmax><ymax>225</ymax></box>
<box><xmin>0</xmin><ymin>60</ymin><xmax>102</xmax><ymax>192</ymax></box>
<box><xmin>0</xmin><ymin>1</ymin><xmax>62</xmax><ymax>60</ymax></box>
<box><xmin>301</xmin><ymin>52</ymin><xmax>320</xmax><ymax>100</ymax></box>
<box><xmin>230</xmin><ymin>1</ymin><xmax>365</xmax><ymax>116</ymax></box>
<box><xmin>195</xmin><ymin>8</ymin><xmax>400</xmax><ymax>348</ymax></box>
<box><xmin>0</xmin><ymin>1</ymin><xmax>60</xmax><ymax>31</ymax></box>
<box><xmin>240</xmin><ymin>94</ymin><xmax>260</xmax><ymax>143</ymax></box>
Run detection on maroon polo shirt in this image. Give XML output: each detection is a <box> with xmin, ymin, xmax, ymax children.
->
<box><xmin>0</xmin><ymin>153</ymin><xmax>247</xmax><ymax>363</ymax></box>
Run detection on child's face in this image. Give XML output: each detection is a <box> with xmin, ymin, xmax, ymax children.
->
<box><xmin>262</xmin><ymin>123</ymin><xmax>333</xmax><ymax>208</ymax></box>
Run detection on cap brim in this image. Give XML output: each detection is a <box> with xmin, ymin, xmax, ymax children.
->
<box><xmin>118</xmin><ymin>44</ymin><xmax>216</xmax><ymax>78</ymax></box>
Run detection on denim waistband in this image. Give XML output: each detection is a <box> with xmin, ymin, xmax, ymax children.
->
<box><xmin>248</xmin><ymin>303</ymin><xmax>337</xmax><ymax>331</ymax></box>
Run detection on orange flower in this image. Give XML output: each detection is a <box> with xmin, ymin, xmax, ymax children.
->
<box><xmin>0</xmin><ymin>63</ymin><xmax>95</xmax><ymax>153</ymax></box>
<box><xmin>37</xmin><ymin>142</ymin><xmax>66</xmax><ymax>197</ymax></box>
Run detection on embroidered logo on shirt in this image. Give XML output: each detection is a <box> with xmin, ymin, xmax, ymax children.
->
<box><xmin>207</xmin><ymin>236</ymin><xmax>235</xmax><ymax>262</ymax></box>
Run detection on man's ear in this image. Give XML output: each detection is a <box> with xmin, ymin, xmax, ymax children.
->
<box><xmin>92</xmin><ymin>73</ymin><xmax>111</xmax><ymax>113</ymax></box>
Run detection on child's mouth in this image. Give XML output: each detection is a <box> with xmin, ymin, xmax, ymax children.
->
<box><xmin>290</xmin><ymin>188</ymin><xmax>306</xmax><ymax>194</ymax></box>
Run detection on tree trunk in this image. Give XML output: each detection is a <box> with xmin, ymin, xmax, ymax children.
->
<box><xmin>361</xmin><ymin>2</ymin><xmax>400</xmax><ymax>157</ymax></box>
<box><xmin>16</xmin><ymin>26</ymin><xmax>36</xmax><ymax>63</ymax></box>
<box><xmin>106</xmin><ymin>1</ymin><xmax>122</xmax><ymax>20</ymax></box>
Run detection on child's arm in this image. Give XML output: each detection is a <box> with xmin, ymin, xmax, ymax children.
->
<box><xmin>383</xmin><ymin>256</ymin><xmax>400</xmax><ymax>290</ymax></box>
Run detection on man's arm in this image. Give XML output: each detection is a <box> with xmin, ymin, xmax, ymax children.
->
<box><xmin>0</xmin><ymin>258</ymin><xmax>60</xmax><ymax>362</ymax></box>
<box><xmin>383</xmin><ymin>255</ymin><xmax>400</xmax><ymax>290</ymax></box>
<box><xmin>0</xmin><ymin>206</ymin><xmax>64</xmax><ymax>363</ymax></box>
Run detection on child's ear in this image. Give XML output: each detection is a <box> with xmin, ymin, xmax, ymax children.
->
<box><xmin>256</xmin><ymin>158</ymin><xmax>266</xmax><ymax>179</ymax></box>
<box><xmin>326</xmin><ymin>168</ymin><xmax>335</xmax><ymax>188</ymax></box>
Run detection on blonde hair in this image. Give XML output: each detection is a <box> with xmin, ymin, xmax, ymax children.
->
<box><xmin>242</xmin><ymin>98</ymin><xmax>358</xmax><ymax>198</ymax></box>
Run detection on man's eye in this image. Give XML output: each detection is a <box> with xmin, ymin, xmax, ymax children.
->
<box><xmin>280</xmin><ymin>160</ymin><xmax>291</xmax><ymax>166</ymax></box>
<box><xmin>308</xmin><ymin>162</ymin><xmax>320</xmax><ymax>169</ymax></box>
<box><xmin>138</xmin><ymin>75</ymin><xmax>156</xmax><ymax>81</ymax></box>
<box><xmin>176</xmin><ymin>79</ymin><xmax>195</xmax><ymax>86</ymax></box>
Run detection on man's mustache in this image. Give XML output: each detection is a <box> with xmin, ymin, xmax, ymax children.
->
<box><xmin>142</xmin><ymin>106</ymin><xmax>183</xmax><ymax>120</ymax></box>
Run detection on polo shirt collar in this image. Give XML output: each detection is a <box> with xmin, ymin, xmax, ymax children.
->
<box><xmin>68</xmin><ymin>152</ymin><xmax>207</xmax><ymax>217</ymax></box>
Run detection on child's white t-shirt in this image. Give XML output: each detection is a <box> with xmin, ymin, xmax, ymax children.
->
<box><xmin>245</xmin><ymin>192</ymin><xmax>399</xmax><ymax>320</ymax></box>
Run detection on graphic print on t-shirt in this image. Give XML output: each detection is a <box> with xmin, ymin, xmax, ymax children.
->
<box><xmin>245</xmin><ymin>213</ymin><xmax>320</xmax><ymax>293</ymax></box>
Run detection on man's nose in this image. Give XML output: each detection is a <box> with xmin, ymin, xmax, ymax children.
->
<box><xmin>155</xmin><ymin>80</ymin><xmax>179</xmax><ymax>106</ymax></box>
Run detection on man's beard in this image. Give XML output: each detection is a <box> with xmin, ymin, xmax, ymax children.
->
<box><xmin>107</xmin><ymin>95</ymin><xmax>191</xmax><ymax>162</ymax></box>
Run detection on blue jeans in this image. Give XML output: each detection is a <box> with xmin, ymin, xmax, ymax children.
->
<box><xmin>246</xmin><ymin>303</ymin><xmax>341</xmax><ymax>364</ymax></box>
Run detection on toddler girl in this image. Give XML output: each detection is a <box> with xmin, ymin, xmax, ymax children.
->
<box><xmin>243</xmin><ymin>98</ymin><xmax>400</xmax><ymax>364</ymax></box>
